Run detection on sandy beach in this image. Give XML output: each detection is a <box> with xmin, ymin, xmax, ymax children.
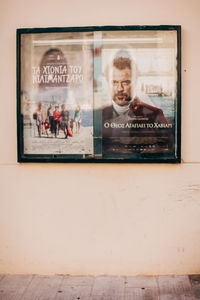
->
<box><xmin>24</xmin><ymin>125</ymin><xmax>93</xmax><ymax>155</ymax></box>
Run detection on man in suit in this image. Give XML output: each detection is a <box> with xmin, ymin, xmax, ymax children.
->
<box><xmin>102</xmin><ymin>53</ymin><xmax>173</xmax><ymax>154</ymax></box>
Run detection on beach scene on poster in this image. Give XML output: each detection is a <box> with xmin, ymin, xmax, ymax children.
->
<box><xmin>21</xmin><ymin>32</ymin><xmax>94</xmax><ymax>155</ymax></box>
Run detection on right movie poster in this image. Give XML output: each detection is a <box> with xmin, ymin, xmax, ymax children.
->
<box><xmin>99</xmin><ymin>27</ymin><xmax>181</xmax><ymax>162</ymax></box>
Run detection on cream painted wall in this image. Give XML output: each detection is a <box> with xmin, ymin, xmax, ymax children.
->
<box><xmin>0</xmin><ymin>0</ymin><xmax>200</xmax><ymax>275</ymax></box>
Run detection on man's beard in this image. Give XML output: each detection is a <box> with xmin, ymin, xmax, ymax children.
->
<box><xmin>114</xmin><ymin>92</ymin><xmax>132</xmax><ymax>103</ymax></box>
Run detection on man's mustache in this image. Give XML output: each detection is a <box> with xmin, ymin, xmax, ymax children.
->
<box><xmin>115</xmin><ymin>93</ymin><xmax>132</xmax><ymax>101</ymax></box>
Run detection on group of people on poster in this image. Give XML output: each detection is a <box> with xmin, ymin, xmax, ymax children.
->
<box><xmin>35</xmin><ymin>103</ymin><xmax>82</xmax><ymax>138</ymax></box>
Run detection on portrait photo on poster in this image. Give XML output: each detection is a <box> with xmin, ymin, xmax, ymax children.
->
<box><xmin>17</xmin><ymin>25</ymin><xmax>181</xmax><ymax>163</ymax></box>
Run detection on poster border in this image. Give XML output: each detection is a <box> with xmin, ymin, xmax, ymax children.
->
<box><xmin>17</xmin><ymin>25</ymin><xmax>181</xmax><ymax>163</ymax></box>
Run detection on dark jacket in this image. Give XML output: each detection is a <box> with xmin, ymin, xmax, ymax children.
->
<box><xmin>102</xmin><ymin>97</ymin><xmax>173</xmax><ymax>154</ymax></box>
<box><xmin>103</xmin><ymin>97</ymin><xmax>168</xmax><ymax>124</ymax></box>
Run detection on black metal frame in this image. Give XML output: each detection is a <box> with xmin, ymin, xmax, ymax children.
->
<box><xmin>17</xmin><ymin>25</ymin><xmax>181</xmax><ymax>163</ymax></box>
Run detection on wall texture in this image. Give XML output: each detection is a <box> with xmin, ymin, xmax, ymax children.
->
<box><xmin>0</xmin><ymin>0</ymin><xmax>200</xmax><ymax>275</ymax></box>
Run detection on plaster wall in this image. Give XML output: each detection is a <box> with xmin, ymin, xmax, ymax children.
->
<box><xmin>0</xmin><ymin>0</ymin><xmax>200</xmax><ymax>275</ymax></box>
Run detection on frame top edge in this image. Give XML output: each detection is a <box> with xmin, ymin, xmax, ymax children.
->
<box><xmin>16</xmin><ymin>25</ymin><xmax>181</xmax><ymax>34</ymax></box>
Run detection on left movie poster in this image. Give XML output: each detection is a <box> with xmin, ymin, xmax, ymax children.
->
<box><xmin>20</xmin><ymin>32</ymin><xmax>94</xmax><ymax>156</ymax></box>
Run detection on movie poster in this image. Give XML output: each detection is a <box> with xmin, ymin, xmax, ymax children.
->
<box><xmin>20</xmin><ymin>32</ymin><xmax>94</xmax><ymax>156</ymax></box>
<box><xmin>100</xmin><ymin>30</ymin><xmax>177</xmax><ymax>157</ymax></box>
<box><xmin>18</xmin><ymin>27</ymin><xmax>180</xmax><ymax>162</ymax></box>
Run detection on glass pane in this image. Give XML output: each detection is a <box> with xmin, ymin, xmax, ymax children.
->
<box><xmin>21</xmin><ymin>32</ymin><xmax>94</xmax><ymax>155</ymax></box>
